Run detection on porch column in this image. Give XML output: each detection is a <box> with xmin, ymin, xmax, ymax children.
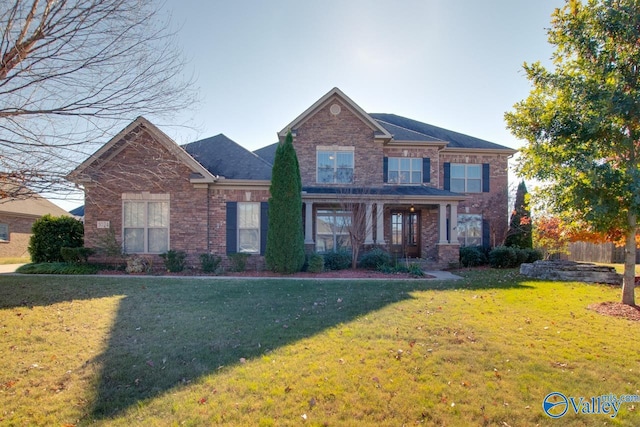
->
<box><xmin>375</xmin><ymin>202</ymin><xmax>386</xmax><ymax>245</ymax></box>
<box><xmin>450</xmin><ymin>203</ymin><xmax>458</xmax><ymax>244</ymax></box>
<box><xmin>304</xmin><ymin>201</ymin><xmax>314</xmax><ymax>244</ymax></box>
<box><xmin>438</xmin><ymin>203</ymin><xmax>448</xmax><ymax>244</ymax></box>
<box><xmin>365</xmin><ymin>203</ymin><xmax>374</xmax><ymax>244</ymax></box>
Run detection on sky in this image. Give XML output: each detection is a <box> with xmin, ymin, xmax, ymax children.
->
<box><xmin>57</xmin><ymin>0</ymin><xmax>566</xmax><ymax>210</ymax></box>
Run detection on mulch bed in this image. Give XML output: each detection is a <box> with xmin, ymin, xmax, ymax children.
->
<box><xmin>588</xmin><ymin>302</ymin><xmax>640</xmax><ymax>321</ymax></box>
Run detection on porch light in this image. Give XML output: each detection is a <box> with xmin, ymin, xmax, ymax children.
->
<box><xmin>409</xmin><ymin>205</ymin><xmax>415</xmax><ymax>213</ymax></box>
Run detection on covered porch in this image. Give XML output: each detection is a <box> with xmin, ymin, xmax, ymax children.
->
<box><xmin>301</xmin><ymin>186</ymin><xmax>466</xmax><ymax>268</ymax></box>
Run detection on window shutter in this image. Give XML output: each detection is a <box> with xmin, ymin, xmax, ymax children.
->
<box><xmin>260</xmin><ymin>202</ymin><xmax>269</xmax><ymax>255</ymax></box>
<box><xmin>482</xmin><ymin>163</ymin><xmax>490</xmax><ymax>192</ymax></box>
<box><xmin>443</xmin><ymin>163</ymin><xmax>451</xmax><ymax>191</ymax></box>
<box><xmin>383</xmin><ymin>157</ymin><xmax>388</xmax><ymax>183</ymax></box>
<box><xmin>226</xmin><ymin>202</ymin><xmax>237</xmax><ymax>254</ymax></box>
<box><xmin>422</xmin><ymin>158</ymin><xmax>431</xmax><ymax>183</ymax></box>
<box><xmin>482</xmin><ymin>219</ymin><xmax>490</xmax><ymax>249</ymax></box>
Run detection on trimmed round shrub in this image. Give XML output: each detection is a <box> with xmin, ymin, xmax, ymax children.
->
<box><xmin>323</xmin><ymin>251</ymin><xmax>352</xmax><ymax>270</ymax></box>
<box><xmin>523</xmin><ymin>248</ymin><xmax>543</xmax><ymax>263</ymax></box>
<box><xmin>28</xmin><ymin>215</ymin><xmax>84</xmax><ymax>263</ymax></box>
<box><xmin>489</xmin><ymin>246</ymin><xmax>518</xmax><ymax>269</ymax></box>
<box><xmin>307</xmin><ymin>253</ymin><xmax>324</xmax><ymax>273</ymax></box>
<box><xmin>359</xmin><ymin>247</ymin><xmax>392</xmax><ymax>270</ymax></box>
<box><xmin>459</xmin><ymin>246</ymin><xmax>488</xmax><ymax>267</ymax></box>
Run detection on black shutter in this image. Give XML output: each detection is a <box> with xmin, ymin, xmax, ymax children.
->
<box><xmin>482</xmin><ymin>219</ymin><xmax>491</xmax><ymax>249</ymax></box>
<box><xmin>226</xmin><ymin>202</ymin><xmax>237</xmax><ymax>254</ymax></box>
<box><xmin>443</xmin><ymin>163</ymin><xmax>451</xmax><ymax>191</ymax></box>
<box><xmin>383</xmin><ymin>157</ymin><xmax>388</xmax><ymax>183</ymax></box>
<box><xmin>482</xmin><ymin>163</ymin><xmax>490</xmax><ymax>193</ymax></box>
<box><xmin>422</xmin><ymin>158</ymin><xmax>431</xmax><ymax>183</ymax></box>
<box><xmin>260</xmin><ymin>202</ymin><xmax>269</xmax><ymax>255</ymax></box>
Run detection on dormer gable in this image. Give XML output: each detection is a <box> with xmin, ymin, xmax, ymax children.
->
<box><xmin>278</xmin><ymin>87</ymin><xmax>392</xmax><ymax>143</ymax></box>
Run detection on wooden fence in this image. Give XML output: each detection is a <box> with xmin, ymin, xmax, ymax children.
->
<box><xmin>568</xmin><ymin>241</ymin><xmax>640</xmax><ymax>263</ymax></box>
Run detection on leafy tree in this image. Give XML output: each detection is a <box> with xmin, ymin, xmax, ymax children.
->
<box><xmin>0</xmin><ymin>0</ymin><xmax>195</xmax><ymax>198</ymax></box>
<box><xmin>533</xmin><ymin>216</ymin><xmax>571</xmax><ymax>259</ymax></box>
<box><xmin>28</xmin><ymin>215</ymin><xmax>84</xmax><ymax>263</ymax></box>
<box><xmin>265</xmin><ymin>131</ymin><xmax>305</xmax><ymax>273</ymax></box>
<box><xmin>505</xmin><ymin>0</ymin><xmax>640</xmax><ymax>305</ymax></box>
<box><xmin>505</xmin><ymin>181</ymin><xmax>533</xmax><ymax>248</ymax></box>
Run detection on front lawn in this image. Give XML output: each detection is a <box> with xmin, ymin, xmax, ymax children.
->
<box><xmin>0</xmin><ymin>270</ymin><xmax>638</xmax><ymax>426</ymax></box>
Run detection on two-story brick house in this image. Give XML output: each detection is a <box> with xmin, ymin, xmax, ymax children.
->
<box><xmin>68</xmin><ymin>87</ymin><xmax>516</xmax><ymax>269</ymax></box>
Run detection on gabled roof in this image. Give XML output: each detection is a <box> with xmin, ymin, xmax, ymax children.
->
<box><xmin>183</xmin><ymin>134</ymin><xmax>273</xmax><ymax>180</ymax></box>
<box><xmin>278</xmin><ymin>87</ymin><xmax>392</xmax><ymax>141</ymax></box>
<box><xmin>67</xmin><ymin>117</ymin><xmax>217</xmax><ymax>184</ymax></box>
<box><xmin>253</xmin><ymin>143</ymin><xmax>278</xmax><ymax>166</ymax></box>
<box><xmin>0</xmin><ymin>184</ymin><xmax>70</xmax><ymax>218</ymax></box>
<box><xmin>371</xmin><ymin>113</ymin><xmax>515</xmax><ymax>152</ymax></box>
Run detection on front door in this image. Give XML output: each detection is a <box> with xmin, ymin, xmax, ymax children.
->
<box><xmin>391</xmin><ymin>210</ymin><xmax>420</xmax><ymax>258</ymax></box>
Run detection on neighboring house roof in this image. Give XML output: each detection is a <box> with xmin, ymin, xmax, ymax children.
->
<box><xmin>0</xmin><ymin>191</ymin><xmax>70</xmax><ymax>218</ymax></box>
<box><xmin>67</xmin><ymin>116</ymin><xmax>217</xmax><ymax>184</ymax></box>
<box><xmin>371</xmin><ymin>113</ymin><xmax>515</xmax><ymax>152</ymax></box>
<box><xmin>253</xmin><ymin>143</ymin><xmax>278</xmax><ymax>166</ymax></box>
<box><xmin>182</xmin><ymin>134</ymin><xmax>273</xmax><ymax>180</ymax></box>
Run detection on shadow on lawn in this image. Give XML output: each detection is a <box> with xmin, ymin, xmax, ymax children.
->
<box><xmin>0</xmin><ymin>273</ymin><xmax>533</xmax><ymax>420</ymax></box>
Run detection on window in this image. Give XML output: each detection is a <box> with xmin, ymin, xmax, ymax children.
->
<box><xmin>123</xmin><ymin>198</ymin><xmax>169</xmax><ymax>253</ymax></box>
<box><xmin>0</xmin><ymin>223</ymin><xmax>8</xmax><ymax>242</ymax></box>
<box><xmin>388</xmin><ymin>157</ymin><xmax>422</xmax><ymax>184</ymax></box>
<box><xmin>317</xmin><ymin>149</ymin><xmax>354</xmax><ymax>183</ymax></box>
<box><xmin>458</xmin><ymin>214</ymin><xmax>482</xmax><ymax>247</ymax></box>
<box><xmin>450</xmin><ymin>164</ymin><xmax>482</xmax><ymax>193</ymax></box>
<box><xmin>316</xmin><ymin>209</ymin><xmax>351</xmax><ymax>252</ymax></box>
<box><xmin>238</xmin><ymin>202</ymin><xmax>260</xmax><ymax>253</ymax></box>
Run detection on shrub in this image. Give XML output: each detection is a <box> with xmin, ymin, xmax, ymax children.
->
<box><xmin>523</xmin><ymin>248</ymin><xmax>543</xmax><ymax>263</ymax></box>
<box><xmin>407</xmin><ymin>263</ymin><xmax>425</xmax><ymax>277</ymax></box>
<box><xmin>60</xmin><ymin>247</ymin><xmax>95</xmax><ymax>264</ymax></box>
<box><xmin>229</xmin><ymin>253</ymin><xmax>250</xmax><ymax>272</ymax></box>
<box><xmin>359</xmin><ymin>247</ymin><xmax>392</xmax><ymax>270</ymax></box>
<box><xmin>17</xmin><ymin>262</ymin><xmax>100</xmax><ymax>275</ymax></box>
<box><xmin>28</xmin><ymin>215</ymin><xmax>84</xmax><ymax>263</ymax></box>
<box><xmin>160</xmin><ymin>250</ymin><xmax>187</xmax><ymax>273</ymax></box>
<box><xmin>489</xmin><ymin>246</ymin><xmax>518</xmax><ymax>269</ymax></box>
<box><xmin>307</xmin><ymin>253</ymin><xmax>324</xmax><ymax>273</ymax></box>
<box><xmin>200</xmin><ymin>253</ymin><xmax>222</xmax><ymax>274</ymax></box>
<box><xmin>459</xmin><ymin>246</ymin><xmax>488</xmax><ymax>267</ymax></box>
<box><xmin>323</xmin><ymin>251</ymin><xmax>352</xmax><ymax>271</ymax></box>
<box><xmin>514</xmin><ymin>247</ymin><xmax>530</xmax><ymax>266</ymax></box>
<box><xmin>126</xmin><ymin>255</ymin><xmax>151</xmax><ymax>274</ymax></box>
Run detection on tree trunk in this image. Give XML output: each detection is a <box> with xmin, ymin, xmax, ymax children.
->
<box><xmin>622</xmin><ymin>212</ymin><xmax>637</xmax><ymax>306</ymax></box>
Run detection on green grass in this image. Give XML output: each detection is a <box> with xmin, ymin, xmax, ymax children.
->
<box><xmin>0</xmin><ymin>270</ymin><xmax>639</xmax><ymax>426</ymax></box>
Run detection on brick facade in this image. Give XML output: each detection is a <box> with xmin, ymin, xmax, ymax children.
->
<box><xmin>0</xmin><ymin>214</ymin><xmax>35</xmax><ymax>258</ymax></box>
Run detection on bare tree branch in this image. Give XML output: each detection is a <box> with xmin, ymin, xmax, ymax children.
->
<box><xmin>0</xmin><ymin>0</ymin><xmax>197</xmax><ymax>199</ymax></box>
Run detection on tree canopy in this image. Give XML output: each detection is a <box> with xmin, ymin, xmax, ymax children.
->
<box><xmin>505</xmin><ymin>0</ymin><xmax>640</xmax><ymax>304</ymax></box>
<box><xmin>0</xmin><ymin>0</ymin><xmax>196</xmax><ymax>198</ymax></box>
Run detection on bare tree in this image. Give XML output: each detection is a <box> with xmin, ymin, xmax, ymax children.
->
<box><xmin>0</xmin><ymin>0</ymin><xmax>196</xmax><ymax>199</ymax></box>
<box><xmin>336</xmin><ymin>188</ymin><xmax>376</xmax><ymax>269</ymax></box>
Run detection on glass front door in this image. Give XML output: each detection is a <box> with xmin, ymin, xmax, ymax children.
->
<box><xmin>391</xmin><ymin>210</ymin><xmax>420</xmax><ymax>258</ymax></box>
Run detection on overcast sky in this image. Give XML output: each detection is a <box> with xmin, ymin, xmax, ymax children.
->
<box><xmin>157</xmin><ymin>0</ymin><xmax>565</xmax><ymax>151</ymax></box>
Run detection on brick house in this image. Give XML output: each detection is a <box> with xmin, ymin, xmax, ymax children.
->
<box><xmin>68</xmin><ymin>87</ymin><xmax>516</xmax><ymax>269</ymax></box>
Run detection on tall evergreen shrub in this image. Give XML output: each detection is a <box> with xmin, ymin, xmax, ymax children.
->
<box><xmin>505</xmin><ymin>181</ymin><xmax>533</xmax><ymax>248</ymax></box>
<box><xmin>265</xmin><ymin>130</ymin><xmax>305</xmax><ymax>273</ymax></box>
<box><xmin>28</xmin><ymin>215</ymin><xmax>84</xmax><ymax>263</ymax></box>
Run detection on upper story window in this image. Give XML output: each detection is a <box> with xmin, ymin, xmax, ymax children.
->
<box><xmin>123</xmin><ymin>193</ymin><xmax>169</xmax><ymax>254</ymax></box>
<box><xmin>388</xmin><ymin>157</ymin><xmax>422</xmax><ymax>184</ymax></box>
<box><xmin>237</xmin><ymin>202</ymin><xmax>260</xmax><ymax>254</ymax></box>
<box><xmin>317</xmin><ymin>148</ymin><xmax>354</xmax><ymax>184</ymax></box>
<box><xmin>451</xmin><ymin>164</ymin><xmax>482</xmax><ymax>193</ymax></box>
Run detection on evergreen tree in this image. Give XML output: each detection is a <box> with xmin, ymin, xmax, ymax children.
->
<box><xmin>505</xmin><ymin>181</ymin><xmax>533</xmax><ymax>248</ymax></box>
<box><xmin>265</xmin><ymin>130</ymin><xmax>305</xmax><ymax>273</ymax></box>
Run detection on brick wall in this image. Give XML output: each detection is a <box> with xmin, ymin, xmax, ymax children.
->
<box><xmin>0</xmin><ymin>214</ymin><xmax>34</xmax><ymax>258</ymax></box>
<box><xmin>83</xmin><ymin>124</ymin><xmax>209</xmax><ymax>267</ymax></box>
<box><xmin>293</xmin><ymin>97</ymin><xmax>384</xmax><ymax>187</ymax></box>
<box><xmin>439</xmin><ymin>152</ymin><xmax>511</xmax><ymax>246</ymax></box>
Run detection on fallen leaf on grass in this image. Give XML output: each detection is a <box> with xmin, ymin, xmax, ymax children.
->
<box><xmin>198</xmin><ymin>397</ymin><xmax>207</xmax><ymax>405</ymax></box>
